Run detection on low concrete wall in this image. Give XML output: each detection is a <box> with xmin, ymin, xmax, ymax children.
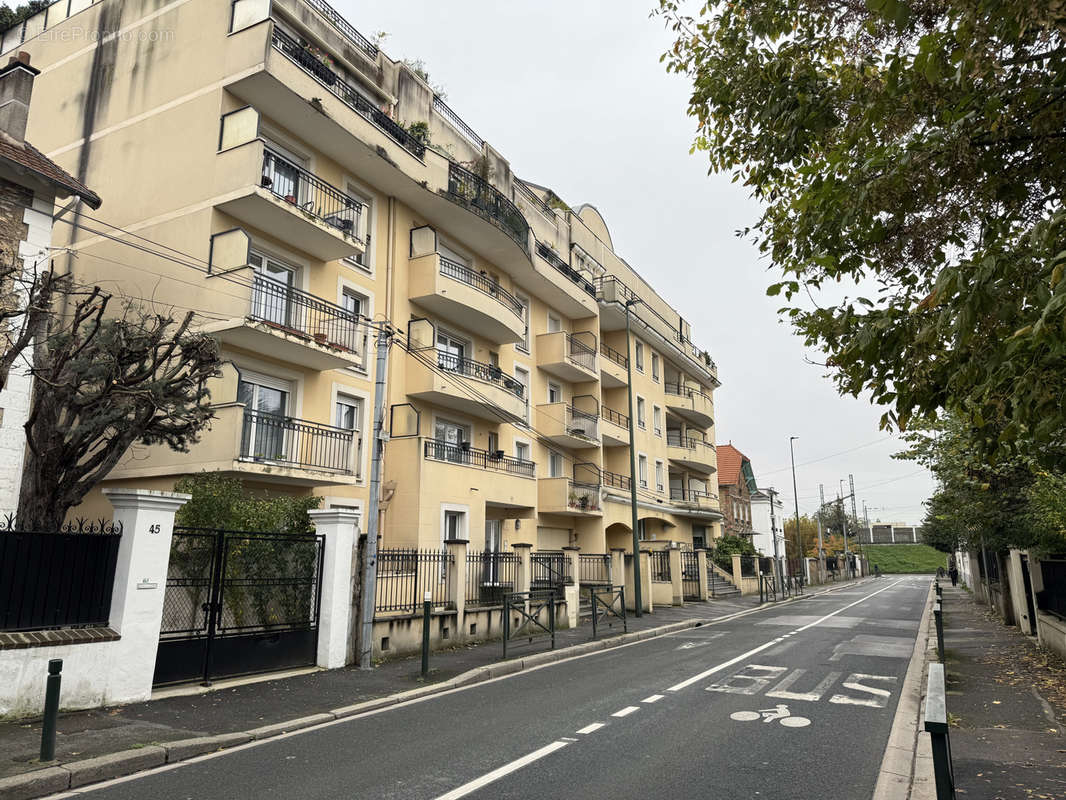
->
<box><xmin>651</xmin><ymin>581</ymin><xmax>673</xmax><ymax>607</ymax></box>
<box><xmin>1036</xmin><ymin>611</ymin><xmax>1066</xmax><ymax>661</ymax></box>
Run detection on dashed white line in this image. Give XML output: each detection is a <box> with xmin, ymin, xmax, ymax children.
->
<box><xmin>433</xmin><ymin>740</ymin><xmax>571</xmax><ymax>799</ymax></box>
<box><xmin>612</xmin><ymin>706</ymin><xmax>640</xmax><ymax>717</ymax></box>
<box><xmin>576</xmin><ymin>723</ymin><xmax>605</xmax><ymax>734</ymax></box>
<box><xmin>642</xmin><ymin>694</ymin><xmax>665</xmax><ymax>704</ymax></box>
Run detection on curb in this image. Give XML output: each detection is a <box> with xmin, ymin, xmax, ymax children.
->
<box><xmin>872</xmin><ymin>580</ymin><xmax>935</xmax><ymax>800</ymax></box>
<box><xmin>2</xmin><ymin>579</ymin><xmax>864</xmax><ymax>799</ymax></box>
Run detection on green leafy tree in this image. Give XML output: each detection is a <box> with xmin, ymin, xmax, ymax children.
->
<box><xmin>0</xmin><ymin>2</ymin><xmax>48</xmax><ymax>31</ymax></box>
<box><xmin>174</xmin><ymin>472</ymin><xmax>321</xmax><ymax>533</ymax></box>
<box><xmin>657</xmin><ymin>0</ymin><xmax>1066</xmax><ymax>464</ymax></box>
<box><xmin>712</xmin><ymin>533</ymin><xmax>756</xmax><ymax>571</ymax></box>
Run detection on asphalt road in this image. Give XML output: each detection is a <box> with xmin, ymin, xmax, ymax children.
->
<box><xmin>57</xmin><ymin>576</ymin><xmax>930</xmax><ymax>800</ymax></box>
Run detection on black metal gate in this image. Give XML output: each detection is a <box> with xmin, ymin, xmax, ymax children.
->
<box><xmin>154</xmin><ymin>528</ymin><xmax>324</xmax><ymax>686</ymax></box>
<box><xmin>680</xmin><ymin>551</ymin><xmax>701</xmax><ymax>600</ymax></box>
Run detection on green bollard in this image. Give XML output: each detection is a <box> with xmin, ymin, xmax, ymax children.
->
<box><xmin>40</xmin><ymin>659</ymin><xmax>62</xmax><ymax>762</ymax></box>
<box><xmin>421</xmin><ymin>592</ymin><xmax>431</xmax><ymax>679</ymax></box>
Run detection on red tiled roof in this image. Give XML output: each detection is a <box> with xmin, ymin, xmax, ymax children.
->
<box><xmin>0</xmin><ymin>135</ymin><xmax>101</xmax><ymax>209</ymax></box>
<box><xmin>716</xmin><ymin>443</ymin><xmax>748</xmax><ymax>488</ymax></box>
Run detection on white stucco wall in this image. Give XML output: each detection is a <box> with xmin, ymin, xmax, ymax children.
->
<box><xmin>751</xmin><ymin>490</ymin><xmax>787</xmax><ymax>570</ymax></box>
<box><xmin>0</xmin><ymin>192</ymin><xmax>53</xmax><ymax>516</ymax></box>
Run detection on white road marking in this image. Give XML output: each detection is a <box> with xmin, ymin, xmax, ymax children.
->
<box><xmin>668</xmin><ymin>579</ymin><xmax>904</xmax><ymax>692</ymax></box>
<box><xmin>766</xmin><ymin>669</ymin><xmax>842</xmax><ymax>703</ymax></box>
<box><xmin>676</xmin><ymin>640</ymin><xmax>712</xmax><ymax>650</ymax></box>
<box><xmin>642</xmin><ymin>694</ymin><xmax>665</xmax><ymax>704</ymax></box>
<box><xmin>433</xmin><ymin>740</ymin><xmax>571</xmax><ymax>800</ymax></box>
<box><xmin>576</xmin><ymin>723</ymin><xmax>604</xmax><ymax>734</ymax></box>
<box><xmin>560</xmin><ymin>737</ymin><xmax>578</xmax><ymax>742</ymax></box>
<box><xmin>730</xmin><ymin>710</ymin><xmax>760</xmax><ymax>721</ymax></box>
<box><xmin>612</xmin><ymin>706</ymin><xmax>640</xmax><ymax>717</ymax></box>
<box><xmin>780</xmin><ymin>716</ymin><xmax>811</xmax><ymax>728</ymax></box>
<box><xmin>707</xmin><ymin>665</ymin><xmax>788</xmax><ymax>695</ymax></box>
<box><xmin>829</xmin><ymin>673</ymin><xmax>897</xmax><ymax>708</ymax></box>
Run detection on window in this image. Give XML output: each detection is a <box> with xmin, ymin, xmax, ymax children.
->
<box><xmin>638</xmin><ymin>454</ymin><xmax>648</xmax><ymax>489</ymax></box>
<box><xmin>340</xmin><ymin>287</ymin><xmax>369</xmax><ymax>363</ymax></box>
<box><xmin>335</xmin><ymin>393</ymin><xmax>364</xmax><ymax>478</ymax></box>
<box><xmin>433</xmin><ymin>418</ymin><xmax>470</xmax><ymax>463</ymax></box>
<box><xmin>637</xmin><ymin>397</ymin><xmax>646</xmax><ymax>429</ymax></box>
<box><xmin>515</xmin><ymin>440</ymin><xmax>531</xmax><ymax>462</ymax></box>
<box><xmin>653</xmin><ymin>406</ymin><xmax>662</xmax><ymax>437</ymax></box>
<box><xmin>655</xmin><ymin>460</ymin><xmax>664</xmax><ymax>493</ymax></box>
<box><xmin>443</xmin><ymin>509</ymin><xmax>466</xmax><ymax>542</ymax></box>
<box><xmin>344</xmin><ymin>184</ymin><xmax>373</xmax><ymax>270</ymax></box>
<box><xmin>651</xmin><ymin>353</ymin><xmax>660</xmax><ymax>382</ymax></box>
<box><xmin>237</xmin><ymin>370</ymin><xmax>292</xmax><ymax>462</ymax></box>
<box><xmin>249</xmin><ymin>251</ymin><xmax>297</xmax><ymax>328</ymax></box>
<box><xmin>547</xmin><ymin>313</ymin><xmax>562</xmax><ymax>333</ymax></box>
<box><xmin>693</xmin><ymin>524</ymin><xmax>707</xmax><ymax>549</ymax></box>
<box><xmin>436</xmin><ymin>329</ymin><xmax>467</xmax><ymax>372</ymax></box>
<box><xmin>516</xmin><ymin>295</ymin><xmax>531</xmax><ymax>353</ymax></box>
<box><xmin>488</xmin><ymin>431</ymin><xmax>499</xmax><ymax>455</ymax></box>
<box><xmin>549</xmin><ymin>450</ymin><xmax>563</xmax><ymax>478</ymax></box>
<box><xmin>547</xmin><ymin>382</ymin><xmax>561</xmax><ymax>404</ymax></box>
<box><xmin>489</xmin><ymin>351</ymin><xmax>499</xmax><ymax>368</ymax></box>
<box><xmin>635</xmin><ymin>341</ymin><xmax>644</xmax><ymax>372</ymax></box>
<box><xmin>514</xmin><ymin>366</ymin><xmax>530</xmax><ymax>421</ymax></box>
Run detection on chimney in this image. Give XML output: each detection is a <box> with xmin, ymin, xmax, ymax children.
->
<box><xmin>0</xmin><ymin>52</ymin><xmax>40</xmax><ymax>143</ymax></box>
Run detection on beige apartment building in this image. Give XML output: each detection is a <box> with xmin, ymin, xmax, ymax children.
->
<box><xmin>6</xmin><ymin>0</ymin><xmax>722</xmax><ymax>553</ymax></box>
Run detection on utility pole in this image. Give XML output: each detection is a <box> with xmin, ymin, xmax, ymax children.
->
<box><xmin>359</xmin><ymin>325</ymin><xmax>392</xmax><ymax>669</ymax></box>
<box><xmin>817</xmin><ymin>484</ymin><xmax>826</xmax><ymax>581</ymax></box>
<box><xmin>624</xmin><ymin>297</ymin><xmax>643</xmax><ymax>617</ymax></box>
<box><xmin>839</xmin><ymin>480</ymin><xmax>851</xmax><ymax>578</ymax></box>
<box><xmin>768</xmin><ymin>487</ymin><xmax>782</xmax><ymax>587</ymax></box>
<box><xmin>789</xmin><ymin>437</ymin><xmax>801</xmax><ymax>579</ymax></box>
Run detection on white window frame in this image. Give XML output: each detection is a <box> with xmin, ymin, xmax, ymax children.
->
<box><xmin>331</xmin><ymin>383</ymin><xmax>369</xmax><ymax>481</ymax></box>
<box><xmin>514</xmin><ymin>365</ymin><xmax>530</xmax><ymax>423</ymax></box>
<box><xmin>546</xmin><ymin>312</ymin><xmax>562</xmax><ymax>333</ymax></box>
<box><xmin>653</xmin><ymin>405</ymin><xmax>662</xmax><ymax>437</ymax></box>
<box><xmin>342</xmin><ymin>178</ymin><xmax>375</xmax><ymax>274</ymax></box>
<box><xmin>638</xmin><ymin>453</ymin><xmax>648</xmax><ymax>489</ymax></box>
<box><xmin>440</xmin><ymin>503</ymin><xmax>470</xmax><ymax>547</ymax></box>
<box><xmin>548</xmin><ymin>449</ymin><xmax>563</xmax><ymax>478</ymax></box>
<box><xmin>516</xmin><ymin>294</ymin><xmax>531</xmax><ymax>353</ymax></box>
<box><xmin>651</xmin><ymin>352</ymin><xmax>660</xmax><ymax>382</ymax></box>
<box><xmin>637</xmin><ymin>396</ymin><xmax>646</xmax><ymax>429</ymax></box>
<box><xmin>635</xmin><ymin>341</ymin><xmax>645</xmax><ymax>372</ymax></box>
<box><xmin>655</xmin><ymin>459</ymin><xmax>665</xmax><ymax>494</ymax></box>
<box><xmin>547</xmin><ymin>382</ymin><xmax>562</xmax><ymax>404</ymax></box>
<box><xmin>514</xmin><ymin>437</ymin><xmax>532</xmax><ymax>464</ymax></box>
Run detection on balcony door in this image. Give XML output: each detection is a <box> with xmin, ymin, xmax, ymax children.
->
<box><xmin>482</xmin><ymin>520</ymin><xmax>503</xmax><ymax>584</ymax></box>
<box><xmin>238</xmin><ymin>371</ymin><xmax>293</xmax><ymax>462</ymax></box>
<box><xmin>262</xmin><ymin>136</ymin><xmax>308</xmax><ymax>206</ymax></box>
<box><xmin>249</xmin><ymin>251</ymin><xmax>298</xmax><ymax>330</ymax></box>
<box><xmin>434</xmin><ymin>418</ymin><xmax>469</xmax><ymax>463</ymax></box>
<box><xmin>436</xmin><ymin>330</ymin><xmax>467</xmax><ymax>374</ymax></box>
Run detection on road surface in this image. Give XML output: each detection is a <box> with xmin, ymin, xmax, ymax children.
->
<box><xmin>58</xmin><ymin>576</ymin><xmax>929</xmax><ymax>800</ymax></box>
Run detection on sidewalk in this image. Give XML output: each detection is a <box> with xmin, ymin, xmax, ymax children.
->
<box><xmin>0</xmin><ymin>590</ymin><xmax>778</xmax><ymax>789</ymax></box>
<box><xmin>939</xmin><ymin>584</ymin><xmax>1066</xmax><ymax>798</ymax></box>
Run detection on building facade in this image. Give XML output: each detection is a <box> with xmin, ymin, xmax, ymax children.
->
<box><xmin>750</xmin><ymin>487</ymin><xmax>786</xmax><ymax>565</ymax></box>
<box><xmin>716</xmin><ymin>444</ymin><xmax>754</xmax><ymax>539</ymax></box>
<box><xmin>5</xmin><ymin>0</ymin><xmax>721</xmax><ymax>551</ymax></box>
<box><xmin>0</xmin><ymin>51</ymin><xmax>100</xmax><ymax>516</ymax></box>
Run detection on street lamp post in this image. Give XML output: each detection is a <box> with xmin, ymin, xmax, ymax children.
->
<box><xmin>624</xmin><ymin>297</ymin><xmax>643</xmax><ymax>617</ymax></box>
<box><xmin>789</xmin><ymin>436</ymin><xmax>802</xmax><ymax>580</ymax></box>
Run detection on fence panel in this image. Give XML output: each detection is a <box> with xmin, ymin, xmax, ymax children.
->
<box><xmin>374</xmin><ymin>549</ymin><xmax>453</xmax><ymax>615</ymax></box>
<box><xmin>740</xmin><ymin>555</ymin><xmax>756</xmax><ymax>578</ymax></box>
<box><xmin>531</xmin><ymin>552</ymin><xmax>572</xmax><ymax>593</ymax></box>
<box><xmin>0</xmin><ymin>520</ymin><xmax>122</xmax><ymax>632</ymax></box>
<box><xmin>466</xmin><ymin>551</ymin><xmax>520</xmax><ymax>607</ymax></box>
<box><xmin>649</xmin><ymin>550</ymin><xmax>671</xmax><ymax>583</ymax></box>
<box><xmin>579</xmin><ymin>554</ymin><xmax>611</xmax><ymax>586</ymax></box>
<box><xmin>680</xmin><ymin>551</ymin><xmax>700</xmax><ymax>599</ymax></box>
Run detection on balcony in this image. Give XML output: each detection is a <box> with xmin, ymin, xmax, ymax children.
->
<box><xmin>666</xmin><ymin>431</ymin><xmax>717</xmax><ymax>474</ymax></box>
<box><xmin>408</xmin><ymin>253</ymin><xmax>525</xmax><ymax>345</ymax></box>
<box><xmin>205</xmin><ymin>276</ymin><xmax>366</xmax><ymax>371</ymax></box>
<box><xmin>538</xmin><ymin>478</ymin><xmax>603</xmax><ymax>517</ymax></box>
<box><xmin>444</xmin><ymin>162</ymin><xmax>529</xmax><ymax>250</ymax></box>
<box><xmin>109</xmin><ymin>403</ymin><xmax>358</xmax><ymax>486</ymax></box>
<box><xmin>600</xmin><ymin>406</ymin><xmax>630</xmax><ymax>447</ymax></box>
<box><xmin>600</xmin><ymin>341</ymin><xmax>628</xmax><ymax>388</ymax></box>
<box><xmin>406</xmin><ymin>349</ymin><xmax>527</xmax><ymax>422</ymax></box>
<box><xmin>421</xmin><ymin>438</ymin><xmax>537</xmax><ymax>510</ymax></box>
<box><xmin>664</xmin><ymin>383</ymin><xmax>715</xmax><ymax>429</ymax></box>
<box><xmin>536</xmin><ymin>403</ymin><xmax>600</xmax><ymax>448</ymax></box>
<box><xmin>536</xmin><ymin>331</ymin><xmax>599</xmax><ymax>383</ymax></box>
<box><xmin>669</xmin><ymin>487</ymin><xmax>721</xmax><ymax>515</ymax></box>
<box><xmin>216</xmin><ymin>143</ymin><xmax>367</xmax><ymax>262</ymax></box>
<box><xmin>602</xmin><ymin>469</ymin><xmax>632</xmax><ymax>495</ymax></box>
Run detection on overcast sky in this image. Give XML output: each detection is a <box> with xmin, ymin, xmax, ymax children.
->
<box><xmin>342</xmin><ymin>0</ymin><xmax>935</xmax><ymax>525</ymax></box>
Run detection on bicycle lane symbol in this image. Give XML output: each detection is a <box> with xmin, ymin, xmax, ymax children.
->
<box><xmin>730</xmin><ymin>704</ymin><xmax>811</xmax><ymax>728</ymax></box>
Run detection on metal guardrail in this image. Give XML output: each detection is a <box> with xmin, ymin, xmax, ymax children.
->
<box><xmin>249</xmin><ymin>275</ymin><xmax>365</xmax><ymax>355</ymax></box>
<box><xmin>587</xmin><ymin>585</ymin><xmax>626</xmax><ymax>640</ymax></box>
<box><xmin>438</xmin><ymin>255</ymin><xmax>523</xmax><ymax>317</ymax></box>
<box><xmin>239</xmin><ymin>409</ymin><xmax>353</xmax><ymax>473</ymax></box>
<box><xmin>262</xmin><ymin>148</ymin><xmax>364</xmax><ymax>240</ymax></box>
<box><xmin>649</xmin><ymin>550</ymin><xmax>671</xmax><ymax>582</ymax></box>
<box><xmin>423</xmin><ymin>439</ymin><xmax>536</xmax><ymax>478</ymax></box>
<box><xmin>502</xmin><ymin>590</ymin><xmax>556</xmax><ymax>658</ymax></box>
<box><xmin>465</xmin><ymin>551</ymin><xmax>520</xmax><ymax>607</ymax></box>
<box><xmin>433</xmin><ymin>94</ymin><xmax>484</xmax><ymax>149</ymax></box>
<box><xmin>513</xmin><ymin>178</ymin><xmax>553</xmax><ymax>218</ymax></box>
<box><xmin>565</xmin><ymin>332</ymin><xmax>597</xmax><ymax>370</ymax></box>
<box><xmin>374</xmin><ymin>549</ymin><xmax>452</xmax><ymax>614</ymax></box>
<box><xmin>579</xmin><ymin>554</ymin><xmax>611</xmax><ymax>585</ymax></box>
<box><xmin>602</xmin><ymin>470</ymin><xmax>631</xmax><ymax>491</ymax></box>
<box><xmin>446</xmin><ymin>162</ymin><xmax>529</xmax><ymax>248</ymax></box>
<box><xmin>531</xmin><ymin>552</ymin><xmax>573</xmax><ymax>590</ymax></box>
<box><xmin>601</xmin><ymin>405</ymin><xmax>629</xmax><ymax>428</ymax></box>
<box><xmin>300</xmin><ymin>0</ymin><xmax>379</xmax><ymax>57</ymax></box>
<box><xmin>601</xmin><ymin>340</ymin><xmax>628</xmax><ymax>369</ymax></box>
<box><xmin>925</xmin><ymin>662</ymin><xmax>956</xmax><ymax>799</ymax></box>
<box><xmin>435</xmin><ymin>351</ymin><xmax>526</xmax><ymax>398</ymax></box>
<box><xmin>536</xmin><ymin>241</ymin><xmax>595</xmax><ymax>297</ymax></box>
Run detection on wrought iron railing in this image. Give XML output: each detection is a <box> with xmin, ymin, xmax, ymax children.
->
<box><xmin>565</xmin><ymin>480</ymin><xmax>602</xmax><ymax>513</ymax></box>
<box><xmin>300</xmin><ymin>0</ymin><xmax>379</xmax><ymax>58</ymax></box>
<box><xmin>579</xmin><ymin>554</ymin><xmax>612</xmax><ymax>585</ymax></box>
<box><xmin>423</xmin><ymin>439</ymin><xmax>536</xmax><ymax>478</ymax></box>
<box><xmin>465</xmin><ymin>551</ymin><xmax>520</xmax><ymax>607</ymax></box>
<box><xmin>531</xmin><ymin>552</ymin><xmax>573</xmax><ymax>590</ymax></box>
<box><xmin>566</xmin><ymin>332</ymin><xmax>597</xmax><ymax>371</ymax></box>
<box><xmin>664</xmin><ymin>382</ymin><xmax>715</xmax><ymax>408</ymax></box>
<box><xmin>601</xmin><ymin>406</ymin><xmax>629</xmax><ymax>429</ymax></box>
<box><xmin>438</xmin><ymin>256</ymin><xmax>523</xmax><ymax>318</ymax></box>
<box><xmin>667</xmin><ymin>431</ymin><xmax>716</xmax><ymax>454</ymax></box>
<box><xmin>649</xmin><ymin>550</ymin><xmax>671</xmax><ymax>582</ymax></box>
<box><xmin>249</xmin><ymin>275</ymin><xmax>366</xmax><ymax>356</ymax></box>
<box><xmin>565</xmin><ymin>406</ymin><xmax>599</xmax><ymax>441</ymax></box>
<box><xmin>445</xmin><ymin>162</ymin><xmax>529</xmax><ymax>248</ymax></box>
<box><xmin>262</xmin><ymin>148</ymin><xmax>364</xmax><ymax>240</ymax></box>
<box><xmin>239</xmin><ymin>409</ymin><xmax>353</xmax><ymax>473</ymax></box>
<box><xmin>0</xmin><ymin>519</ymin><xmax>122</xmax><ymax>631</ymax></box>
<box><xmin>513</xmin><ymin>178</ymin><xmax>554</xmax><ymax>218</ymax></box>
<box><xmin>681</xmin><ymin>551</ymin><xmax>701</xmax><ymax>599</ymax></box>
<box><xmin>603</xmin><ymin>469</ymin><xmax>631</xmax><ymax>491</ymax></box>
<box><xmin>271</xmin><ymin>27</ymin><xmax>426</xmax><ymax>159</ymax></box>
<box><xmin>374</xmin><ymin>549</ymin><xmax>452</xmax><ymax>614</ymax></box>
<box><xmin>536</xmin><ymin>241</ymin><xmax>595</xmax><ymax>297</ymax></box>
<box><xmin>601</xmin><ymin>340</ymin><xmax>628</xmax><ymax>369</ymax></box>
<box><xmin>435</xmin><ymin>351</ymin><xmax>526</xmax><ymax>398</ymax></box>
<box><xmin>433</xmin><ymin>94</ymin><xmax>484</xmax><ymax>148</ymax></box>
<box><xmin>740</xmin><ymin>555</ymin><xmax>757</xmax><ymax>577</ymax></box>
<box><xmin>669</xmin><ymin>487</ymin><xmax>718</xmax><ymax>504</ymax></box>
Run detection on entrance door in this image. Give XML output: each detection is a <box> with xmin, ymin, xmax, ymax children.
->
<box><xmin>484</xmin><ymin>520</ymin><xmax>503</xmax><ymax>583</ymax></box>
<box><xmin>238</xmin><ymin>373</ymin><xmax>291</xmax><ymax>462</ymax></box>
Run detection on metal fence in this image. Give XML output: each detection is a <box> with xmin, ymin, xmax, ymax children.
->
<box><xmin>0</xmin><ymin>519</ymin><xmax>122</xmax><ymax>631</ymax></box>
<box><xmin>438</xmin><ymin>255</ymin><xmax>523</xmax><ymax>317</ymax></box>
<box><xmin>435</xmin><ymin>350</ymin><xmax>526</xmax><ymax>398</ymax></box>
<box><xmin>601</xmin><ymin>405</ymin><xmax>628</xmax><ymax>429</ymax></box>
<box><xmin>249</xmin><ymin>274</ymin><xmax>365</xmax><ymax>356</ymax></box>
<box><xmin>650</xmin><ymin>550</ymin><xmax>671</xmax><ymax>583</ymax></box>
<box><xmin>740</xmin><ymin>555</ymin><xmax>757</xmax><ymax>577</ymax></box>
<box><xmin>601</xmin><ymin>341</ymin><xmax>628</xmax><ymax>369</ymax></box>
<box><xmin>536</xmin><ymin>241</ymin><xmax>595</xmax><ymax>296</ymax></box>
<box><xmin>531</xmin><ymin>552</ymin><xmax>572</xmax><ymax>592</ymax></box>
<box><xmin>261</xmin><ymin>148</ymin><xmax>364</xmax><ymax>240</ymax></box>
<box><xmin>565</xmin><ymin>405</ymin><xmax>599</xmax><ymax>440</ymax></box>
<box><xmin>240</xmin><ymin>409</ymin><xmax>353</xmax><ymax>473</ymax></box>
<box><xmin>565</xmin><ymin>332</ymin><xmax>597</xmax><ymax>370</ymax></box>
<box><xmin>680</xmin><ymin>551</ymin><xmax>701</xmax><ymax>599</ymax></box>
<box><xmin>1036</xmin><ymin>558</ymin><xmax>1066</xmax><ymax>619</ymax></box>
<box><xmin>465</xmin><ymin>551</ymin><xmax>521</xmax><ymax>607</ymax></box>
<box><xmin>446</xmin><ymin>162</ymin><xmax>529</xmax><ymax>247</ymax></box>
<box><xmin>423</xmin><ymin>438</ymin><xmax>536</xmax><ymax>478</ymax></box>
<box><xmin>602</xmin><ymin>470</ymin><xmax>631</xmax><ymax>491</ymax></box>
<box><xmin>374</xmin><ymin>549</ymin><xmax>453</xmax><ymax>615</ymax></box>
<box><xmin>579</xmin><ymin>554</ymin><xmax>612</xmax><ymax>585</ymax></box>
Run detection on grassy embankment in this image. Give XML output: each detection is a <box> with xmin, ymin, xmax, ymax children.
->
<box><xmin>862</xmin><ymin>543</ymin><xmax>947</xmax><ymax>574</ymax></box>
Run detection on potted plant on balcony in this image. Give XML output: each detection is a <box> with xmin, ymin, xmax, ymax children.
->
<box><xmin>490</xmin><ymin>449</ymin><xmax>505</xmax><ymax>460</ymax></box>
<box><xmin>460</xmin><ymin>440</ymin><xmax>471</xmax><ymax>452</ymax></box>
<box><xmin>578</xmin><ymin>495</ymin><xmax>590</xmax><ymax>511</ymax></box>
<box><xmin>568</xmin><ymin>491</ymin><xmax>579</xmax><ymax>508</ymax></box>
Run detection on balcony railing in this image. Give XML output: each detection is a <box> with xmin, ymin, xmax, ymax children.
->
<box><xmin>299</xmin><ymin>0</ymin><xmax>379</xmax><ymax>58</ymax></box>
<box><xmin>601</xmin><ymin>341</ymin><xmax>628</xmax><ymax>369</ymax></box>
<box><xmin>249</xmin><ymin>275</ymin><xmax>366</xmax><ymax>356</ymax></box>
<box><xmin>666</xmin><ymin>431</ymin><xmax>716</xmax><ymax>452</ymax></box>
<box><xmin>424</xmin><ymin>439</ymin><xmax>536</xmax><ymax>478</ymax></box>
<box><xmin>433</xmin><ymin>94</ymin><xmax>484</xmax><ymax>149</ymax></box>
<box><xmin>565</xmin><ymin>406</ymin><xmax>599</xmax><ymax>441</ymax></box>
<box><xmin>665</xmin><ymin>381</ymin><xmax>714</xmax><ymax>406</ymax></box>
<box><xmin>261</xmin><ymin>148</ymin><xmax>365</xmax><ymax>240</ymax></box>
<box><xmin>565</xmin><ymin>333</ymin><xmax>597</xmax><ymax>371</ymax></box>
<box><xmin>445</xmin><ymin>162</ymin><xmax>529</xmax><ymax>248</ymax></box>
<box><xmin>513</xmin><ymin>178</ymin><xmax>553</xmax><ymax>218</ymax></box>
<box><xmin>436</xmin><ymin>351</ymin><xmax>526</xmax><ymax>398</ymax></box>
<box><xmin>669</xmin><ymin>487</ymin><xmax>719</xmax><ymax>503</ymax></box>
<box><xmin>438</xmin><ymin>256</ymin><xmax>523</xmax><ymax>318</ymax></box>
<box><xmin>566</xmin><ymin>481</ymin><xmax>602</xmax><ymax>513</ymax></box>
<box><xmin>602</xmin><ymin>470</ymin><xmax>632</xmax><ymax>492</ymax></box>
<box><xmin>271</xmin><ymin>27</ymin><xmax>426</xmax><ymax>159</ymax></box>
<box><xmin>239</xmin><ymin>410</ymin><xmax>353</xmax><ymax>473</ymax></box>
<box><xmin>601</xmin><ymin>405</ymin><xmax>629</xmax><ymax>429</ymax></box>
<box><xmin>536</xmin><ymin>241</ymin><xmax>595</xmax><ymax>297</ymax></box>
